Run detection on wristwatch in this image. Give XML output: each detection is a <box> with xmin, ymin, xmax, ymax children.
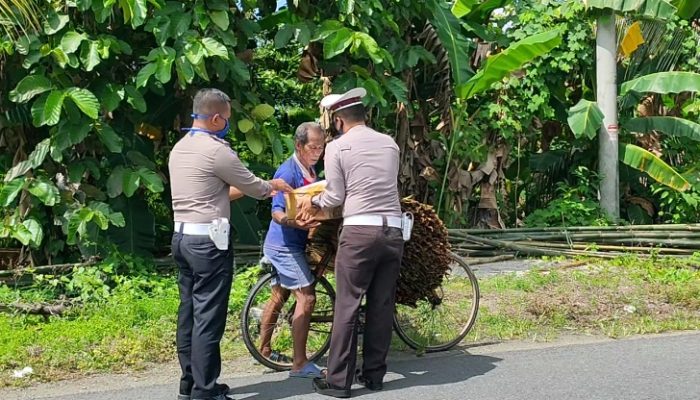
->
<box><xmin>280</xmin><ymin>216</ymin><xmax>289</xmax><ymax>226</ymax></box>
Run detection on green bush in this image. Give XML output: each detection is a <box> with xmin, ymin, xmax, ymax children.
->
<box><xmin>524</xmin><ymin>166</ymin><xmax>612</xmax><ymax>227</ymax></box>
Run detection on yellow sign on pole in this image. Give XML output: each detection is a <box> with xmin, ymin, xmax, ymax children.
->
<box><xmin>620</xmin><ymin>21</ymin><xmax>645</xmax><ymax>57</ymax></box>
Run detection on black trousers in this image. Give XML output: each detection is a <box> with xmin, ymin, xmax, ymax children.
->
<box><xmin>172</xmin><ymin>232</ymin><xmax>233</xmax><ymax>399</ymax></box>
<box><xmin>325</xmin><ymin>225</ymin><xmax>404</xmax><ymax>389</ymax></box>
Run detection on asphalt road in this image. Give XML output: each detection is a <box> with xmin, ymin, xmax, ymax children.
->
<box><xmin>6</xmin><ymin>332</ymin><xmax>699</xmax><ymax>400</ymax></box>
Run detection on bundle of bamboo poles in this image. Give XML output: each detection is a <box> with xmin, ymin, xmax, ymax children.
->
<box><xmin>449</xmin><ymin>224</ymin><xmax>700</xmax><ymax>259</ymax></box>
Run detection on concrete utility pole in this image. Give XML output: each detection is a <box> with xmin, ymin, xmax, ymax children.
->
<box><xmin>596</xmin><ymin>11</ymin><xmax>620</xmax><ymax>221</ymax></box>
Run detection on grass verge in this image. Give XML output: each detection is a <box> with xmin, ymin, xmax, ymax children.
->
<box><xmin>467</xmin><ymin>255</ymin><xmax>700</xmax><ymax>341</ymax></box>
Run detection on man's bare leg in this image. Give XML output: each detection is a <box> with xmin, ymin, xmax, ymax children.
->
<box><xmin>259</xmin><ymin>285</ymin><xmax>291</xmax><ymax>357</ymax></box>
<box><xmin>291</xmin><ymin>285</ymin><xmax>316</xmax><ymax>370</ymax></box>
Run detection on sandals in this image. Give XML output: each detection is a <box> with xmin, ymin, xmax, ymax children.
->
<box><xmin>268</xmin><ymin>351</ymin><xmax>293</xmax><ymax>363</ymax></box>
<box><xmin>289</xmin><ymin>362</ymin><xmax>325</xmax><ymax>379</ymax></box>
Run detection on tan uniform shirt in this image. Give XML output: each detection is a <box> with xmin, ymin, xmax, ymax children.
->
<box><xmin>316</xmin><ymin>125</ymin><xmax>401</xmax><ymax>218</ymax></box>
<box><xmin>169</xmin><ymin>132</ymin><xmax>271</xmax><ymax>223</ymax></box>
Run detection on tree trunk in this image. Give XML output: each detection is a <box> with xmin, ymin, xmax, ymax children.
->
<box><xmin>472</xmin><ymin>144</ymin><xmax>506</xmax><ymax>229</ymax></box>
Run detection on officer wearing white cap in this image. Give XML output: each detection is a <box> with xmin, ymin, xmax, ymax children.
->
<box><xmin>297</xmin><ymin>87</ymin><xmax>404</xmax><ymax>398</ymax></box>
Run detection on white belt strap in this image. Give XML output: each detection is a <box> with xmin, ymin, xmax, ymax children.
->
<box><xmin>174</xmin><ymin>221</ymin><xmax>211</xmax><ymax>236</ymax></box>
<box><xmin>343</xmin><ymin>214</ymin><xmax>402</xmax><ymax>229</ymax></box>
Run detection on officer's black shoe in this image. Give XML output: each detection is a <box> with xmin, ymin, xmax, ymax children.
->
<box><xmin>191</xmin><ymin>394</ymin><xmax>233</xmax><ymax>400</ymax></box>
<box><xmin>179</xmin><ymin>383</ymin><xmax>231</xmax><ymax>400</ymax></box>
<box><xmin>356</xmin><ymin>374</ymin><xmax>383</xmax><ymax>391</ymax></box>
<box><xmin>312</xmin><ymin>377</ymin><xmax>351</xmax><ymax>398</ymax></box>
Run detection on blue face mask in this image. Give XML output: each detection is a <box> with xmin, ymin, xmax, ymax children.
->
<box><xmin>184</xmin><ymin>113</ymin><xmax>230</xmax><ymax>139</ymax></box>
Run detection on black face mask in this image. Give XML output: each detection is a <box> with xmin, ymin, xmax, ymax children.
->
<box><xmin>329</xmin><ymin>124</ymin><xmax>341</xmax><ymax>138</ymax></box>
<box><xmin>330</xmin><ymin>118</ymin><xmax>343</xmax><ymax>138</ymax></box>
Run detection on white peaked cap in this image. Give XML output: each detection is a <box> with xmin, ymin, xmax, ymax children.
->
<box><xmin>320</xmin><ymin>87</ymin><xmax>367</xmax><ymax>112</ymax></box>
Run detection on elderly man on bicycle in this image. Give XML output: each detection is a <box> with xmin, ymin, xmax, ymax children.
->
<box><xmin>258</xmin><ymin>122</ymin><xmax>326</xmax><ymax>379</ymax></box>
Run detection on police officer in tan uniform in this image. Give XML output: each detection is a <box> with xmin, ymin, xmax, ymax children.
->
<box><xmin>169</xmin><ymin>88</ymin><xmax>292</xmax><ymax>400</ymax></box>
<box><xmin>298</xmin><ymin>88</ymin><xmax>405</xmax><ymax>398</ymax></box>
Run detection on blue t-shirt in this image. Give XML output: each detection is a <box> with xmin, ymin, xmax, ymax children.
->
<box><xmin>263</xmin><ymin>157</ymin><xmax>313</xmax><ymax>252</ymax></box>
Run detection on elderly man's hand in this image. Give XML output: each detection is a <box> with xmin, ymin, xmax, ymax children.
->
<box><xmin>293</xmin><ymin>218</ymin><xmax>321</xmax><ymax>230</ymax></box>
<box><xmin>297</xmin><ymin>195</ymin><xmax>318</xmax><ymax>222</ymax></box>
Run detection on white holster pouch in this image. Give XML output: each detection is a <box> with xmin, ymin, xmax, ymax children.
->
<box><xmin>208</xmin><ymin>217</ymin><xmax>230</xmax><ymax>250</ymax></box>
<box><xmin>401</xmin><ymin>212</ymin><xmax>414</xmax><ymax>242</ymax></box>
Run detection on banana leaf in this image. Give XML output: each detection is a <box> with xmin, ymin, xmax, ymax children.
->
<box><xmin>619</xmin><ymin>143</ymin><xmax>690</xmax><ymax>191</ymax></box>
<box><xmin>463</xmin><ymin>0</ymin><xmax>512</xmax><ymax>21</ymax></box>
<box><xmin>620</xmin><ymin>71</ymin><xmax>700</xmax><ymax>96</ymax></box>
<box><xmin>457</xmin><ymin>29</ymin><xmax>562</xmax><ymax>100</ymax></box>
<box><xmin>624</xmin><ymin>116</ymin><xmax>700</xmax><ymax>141</ymax></box>
<box><xmin>672</xmin><ymin>0</ymin><xmax>700</xmax><ymax>19</ymax></box>
<box><xmin>568</xmin><ymin>99</ymin><xmax>605</xmax><ymax>139</ymax></box>
<box><xmin>451</xmin><ymin>0</ymin><xmax>477</xmax><ymax>18</ymax></box>
<box><xmin>587</xmin><ymin>0</ymin><xmax>677</xmax><ymax>20</ymax></box>
<box><xmin>428</xmin><ymin>0</ymin><xmax>474</xmax><ymax>88</ymax></box>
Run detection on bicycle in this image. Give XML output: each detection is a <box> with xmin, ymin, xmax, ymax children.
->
<box><xmin>240</xmin><ymin>245</ymin><xmax>479</xmax><ymax>371</ymax></box>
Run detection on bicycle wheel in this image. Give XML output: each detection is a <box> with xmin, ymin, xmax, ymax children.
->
<box><xmin>393</xmin><ymin>251</ymin><xmax>479</xmax><ymax>352</ymax></box>
<box><xmin>240</xmin><ymin>272</ymin><xmax>335</xmax><ymax>371</ymax></box>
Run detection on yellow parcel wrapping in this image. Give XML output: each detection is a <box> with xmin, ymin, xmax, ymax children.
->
<box><xmin>284</xmin><ymin>180</ymin><xmax>342</xmax><ymax>220</ymax></box>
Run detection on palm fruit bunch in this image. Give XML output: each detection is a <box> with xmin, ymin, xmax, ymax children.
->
<box><xmin>395</xmin><ymin>198</ymin><xmax>452</xmax><ymax>307</ymax></box>
<box><xmin>305</xmin><ymin>198</ymin><xmax>452</xmax><ymax>307</ymax></box>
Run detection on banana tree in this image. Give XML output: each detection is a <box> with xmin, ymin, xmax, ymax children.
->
<box><xmin>572</xmin><ymin>0</ymin><xmax>700</xmax><ymax>186</ymax></box>
<box><xmin>569</xmin><ymin>70</ymin><xmax>700</xmax><ymax>190</ymax></box>
<box><xmin>433</xmin><ymin>0</ymin><xmax>563</xmax><ymax>227</ymax></box>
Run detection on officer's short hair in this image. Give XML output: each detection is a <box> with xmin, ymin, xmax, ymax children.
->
<box><xmin>193</xmin><ymin>88</ymin><xmax>230</xmax><ymax>115</ymax></box>
<box><xmin>295</xmin><ymin>122</ymin><xmax>323</xmax><ymax>146</ymax></box>
<box><xmin>334</xmin><ymin>104</ymin><xmax>366</xmax><ymax>123</ymax></box>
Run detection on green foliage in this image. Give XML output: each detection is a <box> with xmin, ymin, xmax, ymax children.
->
<box><xmin>458</xmin><ymin>29</ymin><xmax>563</xmax><ymax>99</ymax></box>
<box><xmin>107</xmin><ymin>195</ymin><xmax>157</xmax><ymax>257</ymax></box>
<box><xmin>452</xmin><ymin>0</ymin><xmax>477</xmax><ymax>18</ymax></box>
<box><xmin>0</xmin><ymin>0</ymin><xmax>696</xmax><ymax>254</ymax></box>
<box><xmin>673</xmin><ymin>0</ymin><xmax>700</xmax><ymax>19</ymax></box>
<box><xmin>324</xmin><ymin>27</ymin><xmax>355</xmax><ymax>59</ymax></box>
<box><xmin>429</xmin><ymin>0</ymin><xmax>474</xmax><ymax>87</ymax></box>
<box><xmin>64</xmin><ymin>202</ymin><xmax>126</xmax><ymax>246</ymax></box>
<box><xmin>28</xmin><ymin>251</ymin><xmax>166</xmax><ymax>303</ymax></box>
<box><xmin>524</xmin><ymin>167</ymin><xmax>612</xmax><ymax>227</ymax></box>
<box><xmin>229</xmin><ymin>265</ymin><xmax>262</xmax><ymax>313</ymax></box>
<box><xmin>624</xmin><ymin>116</ymin><xmax>700</xmax><ymax>142</ymax></box>
<box><xmin>652</xmin><ymin>184</ymin><xmax>700</xmax><ymax>224</ymax></box>
<box><xmin>509</xmin><ymin>1</ymin><xmax>700</xmax><ymax>220</ymax></box>
<box><xmin>586</xmin><ymin>0</ymin><xmax>677</xmax><ymax>20</ymax></box>
<box><xmin>471</xmin><ymin>0</ymin><xmax>594</xmax><ymax>140</ymax></box>
<box><xmin>0</xmin><ymin>268</ymin><xmax>178</xmax><ymax>384</ymax></box>
<box><xmin>4</xmin><ymin>139</ymin><xmax>50</xmax><ymax>181</ymax></box>
<box><xmin>620</xmin><ymin>71</ymin><xmax>700</xmax><ymax>96</ymax></box>
<box><xmin>0</xmin><ymin>178</ymin><xmax>25</xmax><ymax>206</ymax></box>
<box><xmin>568</xmin><ymin>99</ymin><xmax>604</xmax><ymax>139</ymax></box>
<box><xmin>619</xmin><ymin>143</ymin><xmax>690</xmax><ymax>191</ymax></box>
<box><xmin>0</xmin><ymin>0</ymin><xmax>281</xmax><ymax>255</ymax></box>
